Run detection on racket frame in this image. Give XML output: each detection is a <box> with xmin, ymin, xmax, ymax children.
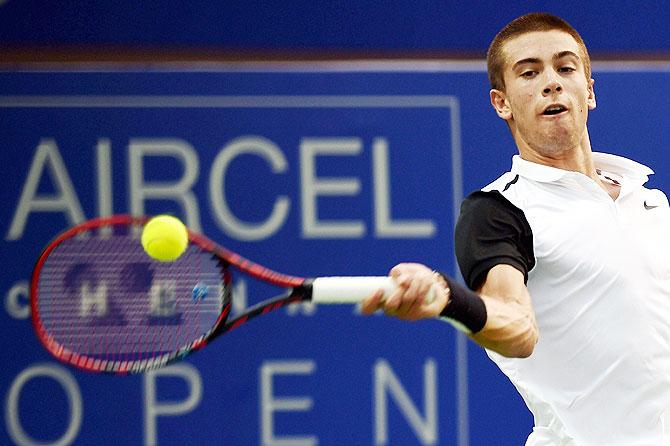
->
<box><xmin>30</xmin><ymin>215</ymin><xmax>311</xmax><ymax>374</ymax></box>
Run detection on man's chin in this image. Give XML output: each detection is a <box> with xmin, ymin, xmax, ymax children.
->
<box><xmin>530</xmin><ymin>137</ymin><xmax>582</xmax><ymax>157</ymax></box>
<box><xmin>540</xmin><ymin>128</ymin><xmax>580</xmax><ymax>151</ymax></box>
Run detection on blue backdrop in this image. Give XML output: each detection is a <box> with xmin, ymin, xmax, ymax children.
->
<box><xmin>1</xmin><ymin>1</ymin><xmax>670</xmax><ymax>53</ymax></box>
<box><xmin>1</xmin><ymin>64</ymin><xmax>669</xmax><ymax>445</ymax></box>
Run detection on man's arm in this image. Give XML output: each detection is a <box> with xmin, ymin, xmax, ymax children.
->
<box><xmin>472</xmin><ymin>264</ymin><xmax>537</xmax><ymax>357</ymax></box>
<box><xmin>361</xmin><ymin>262</ymin><xmax>538</xmax><ymax>358</ymax></box>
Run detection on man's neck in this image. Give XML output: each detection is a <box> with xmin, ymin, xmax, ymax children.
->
<box><xmin>515</xmin><ymin>130</ymin><xmax>599</xmax><ymax>182</ymax></box>
<box><xmin>517</xmin><ymin>139</ymin><xmax>620</xmax><ymax>200</ymax></box>
<box><xmin>520</xmin><ymin>147</ymin><xmax>597</xmax><ymax>179</ymax></box>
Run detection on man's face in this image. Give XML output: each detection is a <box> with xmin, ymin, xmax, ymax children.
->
<box><xmin>491</xmin><ymin>30</ymin><xmax>596</xmax><ymax>157</ymax></box>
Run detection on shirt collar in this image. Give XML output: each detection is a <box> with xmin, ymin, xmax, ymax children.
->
<box><xmin>511</xmin><ymin>152</ymin><xmax>653</xmax><ymax>184</ymax></box>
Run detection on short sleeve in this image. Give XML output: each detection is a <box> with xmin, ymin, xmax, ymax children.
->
<box><xmin>455</xmin><ymin>190</ymin><xmax>535</xmax><ymax>290</ymax></box>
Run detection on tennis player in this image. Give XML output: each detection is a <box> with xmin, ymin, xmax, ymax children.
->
<box><xmin>362</xmin><ymin>12</ymin><xmax>670</xmax><ymax>445</ymax></box>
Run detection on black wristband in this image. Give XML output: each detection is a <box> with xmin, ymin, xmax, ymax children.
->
<box><xmin>437</xmin><ymin>273</ymin><xmax>487</xmax><ymax>333</ymax></box>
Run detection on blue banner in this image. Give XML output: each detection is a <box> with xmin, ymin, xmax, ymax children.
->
<box><xmin>1</xmin><ymin>63</ymin><xmax>669</xmax><ymax>445</ymax></box>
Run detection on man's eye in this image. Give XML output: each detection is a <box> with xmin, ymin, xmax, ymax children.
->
<box><xmin>559</xmin><ymin>66</ymin><xmax>576</xmax><ymax>73</ymax></box>
<box><xmin>521</xmin><ymin>71</ymin><xmax>537</xmax><ymax>77</ymax></box>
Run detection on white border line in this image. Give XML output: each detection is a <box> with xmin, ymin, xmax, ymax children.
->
<box><xmin>591</xmin><ymin>60</ymin><xmax>670</xmax><ymax>72</ymax></box>
<box><xmin>1</xmin><ymin>60</ymin><xmax>487</xmax><ymax>73</ymax></box>
<box><xmin>4</xmin><ymin>59</ymin><xmax>670</xmax><ymax>73</ymax></box>
<box><xmin>0</xmin><ymin>95</ymin><xmax>459</xmax><ymax>108</ymax></box>
<box><xmin>448</xmin><ymin>99</ymin><xmax>469</xmax><ymax>446</ymax></box>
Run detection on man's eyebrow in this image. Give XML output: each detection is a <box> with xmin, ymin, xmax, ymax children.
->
<box><xmin>512</xmin><ymin>58</ymin><xmax>540</xmax><ymax>71</ymax></box>
<box><xmin>554</xmin><ymin>50</ymin><xmax>580</xmax><ymax>62</ymax></box>
<box><xmin>512</xmin><ymin>51</ymin><xmax>580</xmax><ymax>71</ymax></box>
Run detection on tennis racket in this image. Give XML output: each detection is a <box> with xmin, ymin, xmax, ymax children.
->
<box><xmin>30</xmin><ymin>214</ymin><xmax>435</xmax><ymax>375</ymax></box>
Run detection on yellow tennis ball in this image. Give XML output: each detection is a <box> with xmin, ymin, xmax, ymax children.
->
<box><xmin>141</xmin><ymin>215</ymin><xmax>188</xmax><ymax>262</ymax></box>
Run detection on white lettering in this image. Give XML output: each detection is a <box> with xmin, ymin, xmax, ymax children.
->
<box><xmin>374</xmin><ymin>358</ymin><xmax>438</xmax><ymax>445</ymax></box>
<box><xmin>300</xmin><ymin>138</ymin><xmax>364</xmax><ymax>239</ymax></box>
<box><xmin>5</xmin><ymin>281</ymin><xmax>29</xmax><ymax>319</ymax></box>
<box><xmin>144</xmin><ymin>363</ymin><xmax>203</xmax><ymax>446</ymax></box>
<box><xmin>80</xmin><ymin>281</ymin><xmax>108</xmax><ymax>317</ymax></box>
<box><xmin>231</xmin><ymin>279</ymin><xmax>248</xmax><ymax>316</ymax></box>
<box><xmin>149</xmin><ymin>280</ymin><xmax>177</xmax><ymax>317</ymax></box>
<box><xmin>5</xmin><ymin>364</ymin><xmax>83</xmax><ymax>446</ymax></box>
<box><xmin>209</xmin><ymin>136</ymin><xmax>290</xmax><ymax>241</ymax></box>
<box><xmin>96</xmin><ymin>138</ymin><xmax>113</xmax><ymax>218</ymax></box>
<box><xmin>260</xmin><ymin>360</ymin><xmax>317</xmax><ymax>446</ymax></box>
<box><xmin>7</xmin><ymin>136</ymin><xmax>438</xmax><ymax>243</ymax></box>
<box><xmin>6</xmin><ymin>139</ymin><xmax>85</xmax><ymax>240</ymax></box>
<box><xmin>96</xmin><ymin>138</ymin><xmax>114</xmax><ymax>236</ymax></box>
<box><xmin>373</xmin><ymin>138</ymin><xmax>435</xmax><ymax>238</ymax></box>
<box><xmin>128</xmin><ymin>138</ymin><xmax>201</xmax><ymax>231</ymax></box>
<box><xmin>285</xmin><ymin>301</ymin><xmax>316</xmax><ymax>316</ymax></box>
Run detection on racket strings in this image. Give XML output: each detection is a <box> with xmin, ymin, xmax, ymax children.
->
<box><xmin>35</xmin><ymin>226</ymin><xmax>226</xmax><ymax>370</ymax></box>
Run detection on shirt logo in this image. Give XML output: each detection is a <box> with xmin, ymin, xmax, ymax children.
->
<box><xmin>644</xmin><ymin>201</ymin><xmax>659</xmax><ymax>210</ymax></box>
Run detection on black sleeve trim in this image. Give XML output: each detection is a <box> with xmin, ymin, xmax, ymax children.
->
<box><xmin>503</xmin><ymin>174</ymin><xmax>519</xmax><ymax>191</ymax></box>
<box><xmin>455</xmin><ymin>190</ymin><xmax>535</xmax><ymax>290</ymax></box>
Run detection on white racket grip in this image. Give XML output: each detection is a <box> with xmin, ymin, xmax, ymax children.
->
<box><xmin>310</xmin><ymin>276</ymin><xmax>435</xmax><ymax>305</ymax></box>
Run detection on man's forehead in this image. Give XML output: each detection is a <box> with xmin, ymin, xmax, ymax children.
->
<box><xmin>502</xmin><ymin>30</ymin><xmax>582</xmax><ymax>65</ymax></box>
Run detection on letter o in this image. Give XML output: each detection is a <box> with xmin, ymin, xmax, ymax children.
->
<box><xmin>5</xmin><ymin>364</ymin><xmax>82</xmax><ymax>446</ymax></box>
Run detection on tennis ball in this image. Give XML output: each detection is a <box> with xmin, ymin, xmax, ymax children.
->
<box><xmin>141</xmin><ymin>215</ymin><xmax>188</xmax><ymax>262</ymax></box>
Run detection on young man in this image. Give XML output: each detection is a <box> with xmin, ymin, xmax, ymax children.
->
<box><xmin>362</xmin><ymin>13</ymin><xmax>670</xmax><ymax>445</ymax></box>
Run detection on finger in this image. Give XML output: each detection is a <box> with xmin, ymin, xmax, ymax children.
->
<box><xmin>419</xmin><ymin>284</ymin><xmax>450</xmax><ymax>317</ymax></box>
<box><xmin>395</xmin><ymin>272</ymin><xmax>412</xmax><ymax>290</ymax></box>
<box><xmin>384</xmin><ymin>273</ymin><xmax>411</xmax><ymax>309</ymax></box>
<box><xmin>404</xmin><ymin>274</ymin><xmax>429</xmax><ymax>304</ymax></box>
<box><xmin>389</xmin><ymin>264</ymin><xmax>404</xmax><ymax>279</ymax></box>
<box><xmin>397</xmin><ymin>286</ymin><xmax>432</xmax><ymax>319</ymax></box>
<box><xmin>407</xmin><ymin>272</ymin><xmax>446</xmax><ymax>316</ymax></box>
<box><xmin>407</xmin><ymin>273</ymin><xmax>433</xmax><ymax>309</ymax></box>
<box><xmin>384</xmin><ymin>285</ymin><xmax>405</xmax><ymax>312</ymax></box>
<box><xmin>390</xmin><ymin>264</ymin><xmax>416</xmax><ymax>285</ymax></box>
<box><xmin>418</xmin><ymin>279</ymin><xmax>435</xmax><ymax>306</ymax></box>
<box><xmin>361</xmin><ymin>289</ymin><xmax>385</xmax><ymax>315</ymax></box>
<box><xmin>399</xmin><ymin>287</ymin><xmax>427</xmax><ymax>317</ymax></box>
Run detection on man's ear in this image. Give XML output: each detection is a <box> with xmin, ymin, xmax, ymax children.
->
<box><xmin>490</xmin><ymin>89</ymin><xmax>512</xmax><ymax>120</ymax></box>
<box><xmin>587</xmin><ymin>78</ymin><xmax>596</xmax><ymax>110</ymax></box>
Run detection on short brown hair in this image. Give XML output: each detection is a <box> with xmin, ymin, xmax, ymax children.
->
<box><xmin>487</xmin><ymin>13</ymin><xmax>591</xmax><ymax>91</ymax></box>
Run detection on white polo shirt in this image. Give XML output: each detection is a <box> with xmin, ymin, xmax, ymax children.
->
<box><xmin>456</xmin><ymin>152</ymin><xmax>670</xmax><ymax>445</ymax></box>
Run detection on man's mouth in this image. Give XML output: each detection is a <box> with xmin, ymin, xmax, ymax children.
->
<box><xmin>542</xmin><ymin>104</ymin><xmax>568</xmax><ymax>116</ymax></box>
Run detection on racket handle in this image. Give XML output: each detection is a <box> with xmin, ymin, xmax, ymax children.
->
<box><xmin>310</xmin><ymin>276</ymin><xmax>435</xmax><ymax>304</ymax></box>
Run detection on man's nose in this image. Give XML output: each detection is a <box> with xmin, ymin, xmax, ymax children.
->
<box><xmin>542</xmin><ymin>77</ymin><xmax>563</xmax><ymax>95</ymax></box>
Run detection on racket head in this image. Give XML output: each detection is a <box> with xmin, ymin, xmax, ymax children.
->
<box><xmin>30</xmin><ymin>215</ymin><xmax>232</xmax><ymax>374</ymax></box>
